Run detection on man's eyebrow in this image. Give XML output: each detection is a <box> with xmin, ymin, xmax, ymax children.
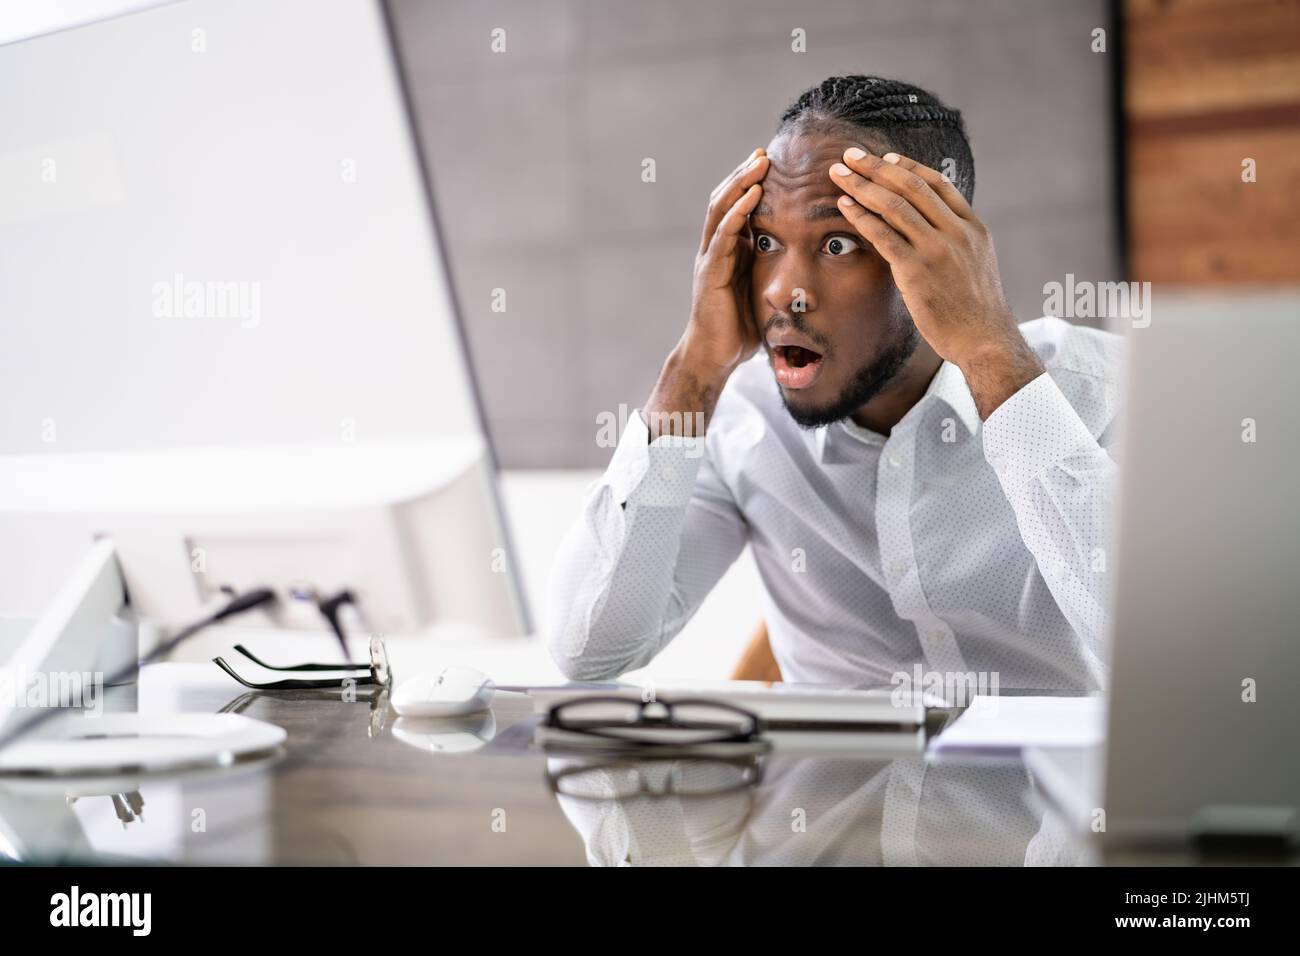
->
<box><xmin>805</xmin><ymin>203</ymin><xmax>847</xmax><ymax>222</ymax></box>
<box><xmin>752</xmin><ymin>201</ymin><xmax>846</xmax><ymax>222</ymax></box>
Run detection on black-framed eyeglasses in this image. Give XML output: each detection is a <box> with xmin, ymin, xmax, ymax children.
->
<box><xmin>543</xmin><ymin>696</ymin><xmax>765</xmax><ymax>748</ymax></box>
<box><xmin>547</xmin><ymin>753</ymin><xmax>767</xmax><ymax>801</ymax></box>
<box><xmin>213</xmin><ymin>636</ymin><xmax>391</xmax><ymax>691</ymax></box>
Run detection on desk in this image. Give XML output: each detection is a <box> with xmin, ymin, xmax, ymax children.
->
<box><xmin>0</xmin><ymin>664</ymin><xmax>1286</xmax><ymax>866</ymax></box>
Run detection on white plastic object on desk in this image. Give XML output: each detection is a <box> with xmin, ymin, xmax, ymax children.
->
<box><xmin>0</xmin><ymin>712</ymin><xmax>286</xmax><ymax>776</ymax></box>
<box><xmin>390</xmin><ymin>666</ymin><xmax>494</xmax><ymax>717</ymax></box>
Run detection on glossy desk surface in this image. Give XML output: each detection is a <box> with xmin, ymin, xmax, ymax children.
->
<box><xmin>0</xmin><ymin>665</ymin><xmax>1278</xmax><ymax>866</ymax></box>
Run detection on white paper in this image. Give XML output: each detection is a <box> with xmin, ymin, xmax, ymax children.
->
<box><xmin>929</xmin><ymin>695</ymin><xmax>1104</xmax><ymax>753</ymax></box>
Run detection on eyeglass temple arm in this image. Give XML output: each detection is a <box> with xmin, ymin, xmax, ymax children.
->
<box><xmin>213</xmin><ymin>657</ymin><xmax>379</xmax><ymax>690</ymax></box>
<box><xmin>232</xmin><ymin>644</ymin><xmax>371</xmax><ymax>672</ymax></box>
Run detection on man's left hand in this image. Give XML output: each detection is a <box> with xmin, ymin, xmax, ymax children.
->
<box><xmin>830</xmin><ymin>148</ymin><xmax>1044</xmax><ymax>418</ymax></box>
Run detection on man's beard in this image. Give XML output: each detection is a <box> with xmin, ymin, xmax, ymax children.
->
<box><xmin>779</xmin><ymin>319</ymin><xmax>920</xmax><ymax>429</ymax></box>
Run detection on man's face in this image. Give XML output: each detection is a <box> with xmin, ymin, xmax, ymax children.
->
<box><xmin>750</xmin><ymin>130</ymin><xmax>919</xmax><ymax>428</ymax></box>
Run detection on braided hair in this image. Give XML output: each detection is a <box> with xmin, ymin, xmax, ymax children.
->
<box><xmin>778</xmin><ymin>75</ymin><xmax>975</xmax><ymax>201</ymax></box>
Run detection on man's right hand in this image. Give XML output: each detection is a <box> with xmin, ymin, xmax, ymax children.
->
<box><xmin>686</xmin><ymin>147</ymin><xmax>769</xmax><ymax>373</ymax></box>
<box><xmin>643</xmin><ymin>148</ymin><xmax>768</xmax><ymax>440</ymax></box>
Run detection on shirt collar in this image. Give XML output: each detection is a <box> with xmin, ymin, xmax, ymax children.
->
<box><xmin>813</xmin><ymin>360</ymin><xmax>980</xmax><ymax>462</ymax></box>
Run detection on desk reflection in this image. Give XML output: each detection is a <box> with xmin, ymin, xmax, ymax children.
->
<box><xmin>549</xmin><ymin>752</ymin><xmax>1083</xmax><ymax>867</ymax></box>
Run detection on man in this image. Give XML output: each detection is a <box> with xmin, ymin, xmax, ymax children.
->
<box><xmin>546</xmin><ymin>75</ymin><xmax>1121</xmax><ymax>691</ymax></box>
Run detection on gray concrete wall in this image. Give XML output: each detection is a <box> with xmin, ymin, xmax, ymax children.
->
<box><xmin>392</xmin><ymin>0</ymin><xmax>1119</xmax><ymax>467</ymax></box>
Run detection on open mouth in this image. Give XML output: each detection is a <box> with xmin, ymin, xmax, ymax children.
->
<box><xmin>771</xmin><ymin>344</ymin><xmax>825</xmax><ymax>390</ymax></box>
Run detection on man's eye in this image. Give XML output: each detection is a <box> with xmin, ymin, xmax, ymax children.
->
<box><xmin>755</xmin><ymin>233</ymin><xmax>779</xmax><ymax>253</ymax></box>
<box><xmin>823</xmin><ymin>236</ymin><xmax>860</xmax><ymax>256</ymax></box>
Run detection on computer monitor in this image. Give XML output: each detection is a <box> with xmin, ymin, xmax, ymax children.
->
<box><xmin>1027</xmin><ymin>291</ymin><xmax>1300</xmax><ymax>849</ymax></box>
<box><xmin>0</xmin><ymin>0</ymin><xmax>531</xmax><ymax>689</ymax></box>
<box><xmin>1101</xmin><ymin>291</ymin><xmax>1300</xmax><ymax>845</ymax></box>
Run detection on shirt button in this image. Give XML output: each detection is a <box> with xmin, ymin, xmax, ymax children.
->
<box><xmin>887</xmin><ymin>456</ymin><xmax>902</xmax><ymax>469</ymax></box>
<box><xmin>890</xmin><ymin>561</ymin><xmax>909</xmax><ymax>576</ymax></box>
<box><xmin>928</xmin><ymin>631</ymin><xmax>946</xmax><ymax>643</ymax></box>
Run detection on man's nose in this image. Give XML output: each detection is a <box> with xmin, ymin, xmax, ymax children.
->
<box><xmin>762</xmin><ymin>259</ymin><xmax>818</xmax><ymax>316</ymax></box>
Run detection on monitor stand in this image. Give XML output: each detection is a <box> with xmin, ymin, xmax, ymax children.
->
<box><xmin>0</xmin><ymin>539</ymin><xmax>135</xmax><ymax>735</ymax></box>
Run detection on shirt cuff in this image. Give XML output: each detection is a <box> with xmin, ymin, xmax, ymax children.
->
<box><xmin>606</xmin><ymin>408</ymin><xmax>705</xmax><ymax>508</ymax></box>
<box><xmin>982</xmin><ymin>372</ymin><xmax>1100</xmax><ymax>490</ymax></box>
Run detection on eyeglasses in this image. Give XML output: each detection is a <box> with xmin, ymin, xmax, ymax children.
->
<box><xmin>547</xmin><ymin>753</ymin><xmax>766</xmax><ymax>801</ymax></box>
<box><xmin>213</xmin><ymin>636</ymin><xmax>391</xmax><ymax>691</ymax></box>
<box><xmin>543</xmin><ymin>696</ymin><xmax>765</xmax><ymax>749</ymax></box>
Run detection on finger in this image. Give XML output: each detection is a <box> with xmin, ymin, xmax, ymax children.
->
<box><xmin>707</xmin><ymin>183</ymin><xmax>763</xmax><ymax>260</ymax></box>
<box><xmin>851</xmin><ymin>148</ymin><xmax>975</xmax><ymax>223</ymax></box>
<box><xmin>835</xmin><ymin>195</ymin><xmax>910</xmax><ymax>265</ymax></box>
<box><xmin>830</xmin><ymin>163</ymin><xmax>931</xmax><ymax>243</ymax></box>
<box><xmin>701</xmin><ymin>153</ymin><xmax>768</xmax><ymax>254</ymax></box>
<box><xmin>836</xmin><ymin>150</ymin><xmax>958</xmax><ymax>232</ymax></box>
<box><xmin>710</xmin><ymin>147</ymin><xmax>765</xmax><ymax>203</ymax></box>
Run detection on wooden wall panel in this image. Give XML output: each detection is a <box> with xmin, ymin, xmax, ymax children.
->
<box><xmin>1124</xmin><ymin>0</ymin><xmax>1300</xmax><ymax>284</ymax></box>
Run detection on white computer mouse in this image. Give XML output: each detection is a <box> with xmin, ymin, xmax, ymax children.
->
<box><xmin>391</xmin><ymin>666</ymin><xmax>495</xmax><ymax>717</ymax></box>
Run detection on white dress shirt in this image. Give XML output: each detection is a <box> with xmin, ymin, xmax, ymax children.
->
<box><xmin>546</xmin><ymin>317</ymin><xmax>1123</xmax><ymax>691</ymax></box>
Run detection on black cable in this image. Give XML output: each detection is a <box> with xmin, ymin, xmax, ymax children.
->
<box><xmin>315</xmin><ymin>589</ymin><xmax>357</xmax><ymax>661</ymax></box>
<box><xmin>143</xmin><ymin>587</ymin><xmax>278</xmax><ymax>667</ymax></box>
<box><xmin>0</xmin><ymin>587</ymin><xmax>278</xmax><ymax>755</ymax></box>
